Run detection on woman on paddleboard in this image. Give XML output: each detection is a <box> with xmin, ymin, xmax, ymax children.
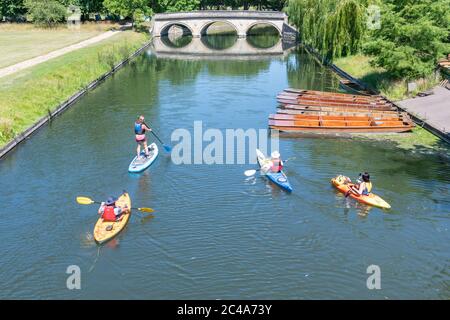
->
<box><xmin>134</xmin><ymin>115</ymin><xmax>152</xmax><ymax>158</ymax></box>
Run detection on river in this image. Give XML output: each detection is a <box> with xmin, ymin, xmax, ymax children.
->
<box><xmin>0</xmin><ymin>35</ymin><xmax>449</xmax><ymax>299</ymax></box>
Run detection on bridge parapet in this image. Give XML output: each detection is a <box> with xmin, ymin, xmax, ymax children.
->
<box><xmin>152</xmin><ymin>10</ymin><xmax>294</xmax><ymax>39</ymax></box>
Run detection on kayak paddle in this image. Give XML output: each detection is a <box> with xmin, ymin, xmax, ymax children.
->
<box><xmin>76</xmin><ymin>196</ymin><xmax>154</xmax><ymax>213</ymax></box>
<box><xmin>143</xmin><ymin>121</ymin><xmax>172</xmax><ymax>153</ymax></box>
<box><xmin>244</xmin><ymin>157</ymin><xmax>296</xmax><ymax>177</ymax></box>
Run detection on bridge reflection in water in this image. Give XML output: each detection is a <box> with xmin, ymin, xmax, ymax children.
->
<box><xmin>151</xmin><ymin>34</ymin><xmax>297</xmax><ymax>60</ymax></box>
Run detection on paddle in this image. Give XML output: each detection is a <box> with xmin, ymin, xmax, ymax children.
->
<box><xmin>143</xmin><ymin>121</ymin><xmax>172</xmax><ymax>153</ymax></box>
<box><xmin>76</xmin><ymin>196</ymin><xmax>154</xmax><ymax>213</ymax></box>
<box><xmin>244</xmin><ymin>157</ymin><xmax>296</xmax><ymax>177</ymax></box>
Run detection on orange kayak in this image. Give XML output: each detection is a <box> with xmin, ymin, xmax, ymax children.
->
<box><xmin>331</xmin><ymin>175</ymin><xmax>391</xmax><ymax>209</ymax></box>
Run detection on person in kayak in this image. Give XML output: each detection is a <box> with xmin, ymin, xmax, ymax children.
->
<box><xmin>98</xmin><ymin>196</ymin><xmax>127</xmax><ymax>222</ymax></box>
<box><xmin>134</xmin><ymin>115</ymin><xmax>152</xmax><ymax>158</ymax></box>
<box><xmin>270</xmin><ymin>151</ymin><xmax>284</xmax><ymax>173</ymax></box>
<box><xmin>346</xmin><ymin>172</ymin><xmax>372</xmax><ymax>196</ymax></box>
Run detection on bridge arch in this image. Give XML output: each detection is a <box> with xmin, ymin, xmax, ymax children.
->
<box><xmin>160</xmin><ymin>21</ymin><xmax>193</xmax><ymax>37</ymax></box>
<box><xmin>200</xmin><ymin>20</ymin><xmax>238</xmax><ymax>37</ymax></box>
<box><xmin>246</xmin><ymin>21</ymin><xmax>282</xmax><ymax>36</ymax></box>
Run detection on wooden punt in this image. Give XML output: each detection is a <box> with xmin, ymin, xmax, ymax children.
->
<box><xmin>277</xmin><ymin>93</ymin><xmax>392</xmax><ymax>107</ymax></box>
<box><xmin>268</xmin><ymin>117</ymin><xmax>415</xmax><ymax>134</ymax></box>
<box><xmin>277</xmin><ymin>98</ymin><xmax>397</xmax><ymax>111</ymax></box>
<box><xmin>280</xmin><ymin>104</ymin><xmax>400</xmax><ymax>114</ymax></box>
<box><xmin>276</xmin><ymin>107</ymin><xmax>404</xmax><ymax>118</ymax></box>
<box><xmin>270</xmin><ymin>113</ymin><xmax>407</xmax><ymax>122</ymax></box>
<box><xmin>284</xmin><ymin>88</ymin><xmax>383</xmax><ymax>100</ymax></box>
<box><xmin>339</xmin><ymin>79</ymin><xmax>373</xmax><ymax>96</ymax></box>
<box><xmin>279</xmin><ymin>91</ymin><xmax>385</xmax><ymax>103</ymax></box>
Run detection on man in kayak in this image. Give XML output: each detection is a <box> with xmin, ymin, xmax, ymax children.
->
<box><xmin>346</xmin><ymin>172</ymin><xmax>372</xmax><ymax>196</ymax></box>
<box><xmin>270</xmin><ymin>151</ymin><xmax>284</xmax><ymax>173</ymax></box>
<box><xmin>98</xmin><ymin>196</ymin><xmax>127</xmax><ymax>222</ymax></box>
<box><xmin>134</xmin><ymin>115</ymin><xmax>152</xmax><ymax>158</ymax></box>
<box><xmin>261</xmin><ymin>151</ymin><xmax>284</xmax><ymax>173</ymax></box>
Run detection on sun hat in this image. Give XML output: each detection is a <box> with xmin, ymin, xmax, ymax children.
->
<box><xmin>105</xmin><ymin>196</ymin><xmax>117</xmax><ymax>206</ymax></box>
<box><xmin>271</xmin><ymin>151</ymin><xmax>280</xmax><ymax>158</ymax></box>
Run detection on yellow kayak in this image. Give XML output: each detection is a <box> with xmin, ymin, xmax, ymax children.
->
<box><xmin>331</xmin><ymin>175</ymin><xmax>391</xmax><ymax>209</ymax></box>
<box><xmin>94</xmin><ymin>193</ymin><xmax>131</xmax><ymax>244</ymax></box>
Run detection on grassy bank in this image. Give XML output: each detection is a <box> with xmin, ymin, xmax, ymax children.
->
<box><xmin>334</xmin><ymin>54</ymin><xmax>440</xmax><ymax>101</ymax></box>
<box><xmin>0</xmin><ymin>30</ymin><xmax>149</xmax><ymax>147</ymax></box>
<box><xmin>333</xmin><ymin>54</ymin><xmax>447</xmax><ymax>151</ymax></box>
<box><xmin>0</xmin><ymin>22</ymin><xmax>121</xmax><ymax>68</ymax></box>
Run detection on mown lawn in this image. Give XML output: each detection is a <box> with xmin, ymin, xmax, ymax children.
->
<box><xmin>0</xmin><ymin>23</ymin><xmax>119</xmax><ymax>68</ymax></box>
<box><xmin>0</xmin><ymin>30</ymin><xmax>150</xmax><ymax>147</ymax></box>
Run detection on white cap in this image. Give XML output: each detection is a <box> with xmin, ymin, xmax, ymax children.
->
<box><xmin>271</xmin><ymin>151</ymin><xmax>280</xmax><ymax>158</ymax></box>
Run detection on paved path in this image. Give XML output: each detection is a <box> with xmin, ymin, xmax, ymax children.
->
<box><xmin>0</xmin><ymin>30</ymin><xmax>120</xmax><ymax>79</ymax></box>
<box><xmin>397</xmin><ymin>86</ymin><xmax>450</xmax><ymax>135</ymax></box>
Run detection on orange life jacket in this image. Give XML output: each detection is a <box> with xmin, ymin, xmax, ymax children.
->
<box><xmin>271</xmin><ymin>159</ymin><xmax>283</xmax><ymax>173</ymax></box>
<box><xmin>102</xmin><ymin>206</ymin><xmax>117</xmax><ymax>222</ymax></box>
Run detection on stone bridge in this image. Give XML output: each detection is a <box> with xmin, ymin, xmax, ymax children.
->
<box><xmin>151</xmin><ymin>10</ymin><xmax>297</xmax><ymax>39</ymax></box>
<box><xmin>151</xmin><ymin>36</ymin><xmax>297</xmax><ymax>60</ymax></box>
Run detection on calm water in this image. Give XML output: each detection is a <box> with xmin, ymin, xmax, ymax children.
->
<box><xmin>1</xmin><ymin>35</ymin><xmax>449</xmax><ymax>299</ymax></box>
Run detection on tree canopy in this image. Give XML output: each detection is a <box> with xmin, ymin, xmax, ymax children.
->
<box><xmin>363</xmin><ymin>0</ymin><xmax>450</xmax><ymax>79</ymax></box>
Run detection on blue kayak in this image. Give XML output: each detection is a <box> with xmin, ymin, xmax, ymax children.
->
<box><xmin>256</xmin><ymin>149</ymin><xmax>293</xmax><ymax>192</ymax></box>
<box><xmin>128</xmin><ymin>143</ymin><xmax>158</xmax><ymax>173</ymax></box>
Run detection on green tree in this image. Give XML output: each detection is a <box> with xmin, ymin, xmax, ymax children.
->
<box><xmin>24</xmin><ymin>0</ymin><xmax>67</xmax><ymax>26</ymax></box>
<box><xmin>151</xmin><ymin>0</ymin><xmax>200</xmax><ymax>13</ymax></box>
<box><xmin>364</xmin><ymin>0</ymin><xmax>450</xmax><ymax>79</ymax></box>
<box><xmin>1</xmin><ymin>0</ymin><xmax>26</xmax><ymax>19</ymax></box>
<box><xmin>287</xmin><ymin>0</ymin><xmax>366</xmax><ymax>59</ymax></box>
<box><xmin>103</xmin><ymin>0</ymin><xmax>151</xmax><ymax>26</ymax></box>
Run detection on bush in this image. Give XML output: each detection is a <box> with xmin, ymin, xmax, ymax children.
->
<box><xmin>25</xmin><ymin>0</ymin><xmax>67</xmax><ymax>27</ymax></box>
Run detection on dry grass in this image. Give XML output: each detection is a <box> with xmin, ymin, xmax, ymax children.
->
<box><xmin>0</xmin><ymin>22</ymin><xmax>122</xmax><ymax>68</ymax></box>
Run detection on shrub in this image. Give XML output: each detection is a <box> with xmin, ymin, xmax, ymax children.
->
<box><xmin>24</xmin><ymin>0</ymin><xmax>67</xmax><ymax>27</ymax></box>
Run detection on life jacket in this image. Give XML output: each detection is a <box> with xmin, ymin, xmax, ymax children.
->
<box><xmin>134</xmin><ymin>122</ymin><xmax>145</xmax><ymax>135</ymax></box>
<box><xmin>271</xmin><ymin>159</ymin><xmax>283</xmax><ymax>173</ymax></box>
<box><xmin>102</xmin><ymin>205</ymin><xmax>117</xmax><ymax>222</ymax></box>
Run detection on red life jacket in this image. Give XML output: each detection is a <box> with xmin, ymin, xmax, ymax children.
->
<box><xmin>102</xmin><ymin>206</ymin><xmax>117</xmax><ymax>222</ymax></box>
<box><xmin>271</xmin><ymin>159</ymin><xmax>283</xmax><ymax>173</ymax></box>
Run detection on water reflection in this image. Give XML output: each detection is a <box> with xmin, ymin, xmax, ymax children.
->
<box><xmin>153</xmin><ymin>34</ymin><xmax>294</xmax><ymax>60</ymax></box>
<box><xmin>161</xmin><ymin>34</ymin><xmax>193</xmax><ymax>48</ymax></box>
<box><xmin>201</xmin><ymin>34</ymin><xmax>238</xmax><ymax>50</ymax></box>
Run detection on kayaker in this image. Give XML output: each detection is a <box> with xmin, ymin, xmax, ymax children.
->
<box><xmin>270</xmin><ymin>151</ymin><xmax>284</xmax><ymax>173</ymax></box>
<box><xmin>347</xmin><ymin>172</ymin><xmax>372</xmax><ymax>196</ymax></box>
<box><xmin>134</xmin><ymin>115</ymin><xmax>152</xmax><ymax>158</ymax></box>
<box><xmin>98</xmin><ymin>196</ymin><xmax>127</xmax><ymax>222</ymax></box>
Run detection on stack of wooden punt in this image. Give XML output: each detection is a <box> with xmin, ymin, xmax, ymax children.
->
<box><xmin>270</xmin><ymin>88</ymin><xmax>415</xmax><ymax>134</ymax></box>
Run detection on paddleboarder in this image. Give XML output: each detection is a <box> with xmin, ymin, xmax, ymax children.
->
<box><xmin>134</xmin><ymin>115</ymin><xmax>152</xmax><ymax>158</ymax></box>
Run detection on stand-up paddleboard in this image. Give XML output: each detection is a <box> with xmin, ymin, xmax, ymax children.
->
<box><xmin>256</xmin><ymin>149</ymin><xmax>293</xmax><ymax>192</ymax></box>
<box><xmin>128</xmin><ymin>143</ymin><xmax>158</xmax><ymax>173</ymax></box>
<box><xmin>94</xmin><ymin>192</ymin><xmax>131</xmax><ymax>244</ymax></box>
<box><xmin>331</xmin><ymin>175</ymin><xmax>391</xmax><ymax>209</ymax></box>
